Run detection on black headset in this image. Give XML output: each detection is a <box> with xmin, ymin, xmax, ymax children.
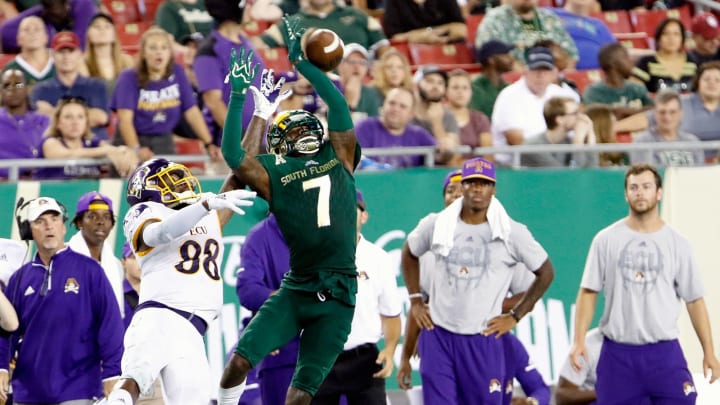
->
<box><xmin>14</xmin><ymin>197</ymin><xmax>68</xmax><ymax>241</ymax></box>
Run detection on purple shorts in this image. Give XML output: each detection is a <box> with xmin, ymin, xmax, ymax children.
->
<box><xmin>596</xmin><ymin>337</ymin><xmax>696</xmax><ymax>404</ymax></box>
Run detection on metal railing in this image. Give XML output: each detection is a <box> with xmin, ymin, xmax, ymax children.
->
<box><xmin>1</xmin><ymin>141</ymin><xmax>719</xmax><ymax>181</ymax></box>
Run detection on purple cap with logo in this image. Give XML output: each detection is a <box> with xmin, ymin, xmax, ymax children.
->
<box><xmin>76</xmin><ymin>191</ymin><xmax>114</xmax><ymax>215</ymax></box>
<box><xmin>122</xmin><ymin>242</ymin><xmax>134</xmax><ymax>259</ymax></box>
<box><xmin>443</xmin><ymin>169</ymin><xmax>462</xmax><ymax>191</ymax></box>
<box><xmin>461</xmin><ymin>157</ymin><xmax>496</xmax><ymax>183</ymax></box>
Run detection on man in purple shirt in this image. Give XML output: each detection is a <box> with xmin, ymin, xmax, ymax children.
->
<box><xmin>0</xmin><ymin>0</ymin><xmax>97</xmax><ymax>53</ymax></box>
<box><xmin>0</xmin><ymin>197</ymin><xmax>123</xmax><ymax>402</ymax></box>
<box><xmin>356</xmin><ymin>87</ymin><xmax>436</xmax><ymax>168</ymax></box>
<box><xmin>0</xmin><ymin>69</ymin><xmax>49</xmax><ymax>179</ymax></box>
<box><xmin>193</xmin><ymin>0</ymin><xmax>264</xmax><ymax>145</ymax></box>
<box><xmin>237</xmin><ymin>213</ymin><xmax>299</xmax><ymax>405</ymax></box>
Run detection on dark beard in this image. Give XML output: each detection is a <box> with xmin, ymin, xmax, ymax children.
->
<box><xmin>515</xmin><ymin>4</ymin><xmax>535</xmax><ymax>14</ymax></box>
<box><xmin>419</xmin><ymin>87</ymin><xmax>443</xmax><ymax>103</ymax></box>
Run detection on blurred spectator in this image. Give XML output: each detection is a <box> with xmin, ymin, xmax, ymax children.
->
<box><xmin>67</xmin><ymin>191</ymin><xmax>125</xmax><ymax>317</ymax></box>
<box><xmin>338</xmin><ymin>43</ymin><xmax>381</xmax><ymax>124</ymax></box>
<box><xmin>689</xmin><ymin>12</ymin><xmax>720</xmax><ymax>65</ymax></box>
<box><xmin>0</xmin><ymin>69</ymin><xmax>49</xmax><ymax>179</ymax></box>
<box><xmin>31</xmin><ymin>31</ymin><xmax>110</xmax><ymax>140</ymax></box>
<box><xmin>470</xmin><ymin>39</ymin><xmax>515</xmax><ymax>117</ymax></box>
<box><xmin>254</xmin><ymin>0</ymin><xmax>389</xmax><ymax>57</ymax></box>
<box><xmin>194</xmin><ymin>0</ymin><xmax>264</xmax><ymax>146</ymax></box>
<box><xmin>552</xmin><ymin>0</ymin><xmax>616</xmax><ymax>70</ymax></box>
<box><xmin>491</xmin><ymin>46</ymin><xmax>579</xmax><ymax>166</ymax></box>
<box><xmin>3</xmin><ymin>16</ymin><xmax>55</xmax><ymax>86</ymax></box>
<box><xmin>34</xmin><ymin>97</ymin><xmax>138</xmax><ymax>179</ymax></box>
<box><xmin>247</xmin><ymin>0</ymin><xmax>299</xmax><ymax>22</ymax></box>
<box><xmin>533</xmin><ymin>39</ymin><xmax>581</xmax><ymax>97</ymax></box>
<box><xmin>81</xmin><ymin>13</ymin><xmax>135</xmax><ymax>96</ymax></box>
<box><xmin>633</xmin><ymin>18</ymin><xmax>698</xmax><ymax>93</ymax></box>
<box><xmin>0</xmin><ymin>0</ymin><xmax>97</xmax><ymax>53</ymax></box>
<box><xmin>630</xmin><ymin>89</ymin><xmax>704</xmax><ymax>166</ymax></box>
<box><xmin>521</xmin><ymin>97</ymin><xmax>598</xmax><ymax>167</ymax></box>
<box><xmin>111</xmin><ymin>27</ymin><xmax>218</xmax><ymax>162</ymax></box>
<box><xmin>476</xmin><ymin>0</ymin><xmax>578</xmax><ymax>68</ymax></box>
<box><xmin>412</xmin><ymin>65</ymin><xmax>460</xmax><ymax>165</ymax></box>
<box><xmin>369</xmin><ymin>49</ymin><xmax>413</xmax><ymax>102</ymax></box>
<box><xmin>0</xmin><ymin>196</ymin><xmax>124</xmax><ymax>402</ymax></box>
<box><xmin>172</xmin><ymin>32</ymin><xmax>205</xmax><ymax>141</ymax></box>
<box><xmin>585</xmin><ymin>103</ymin><xmax>627</xmax><ymax>166</ymax></box>
<box><xmin>555</xmin><ymin>328</ymin><xmax>602</xmax><ymax>405</ymax></box>
<box><xmin>382</xmin><ymin>0</ymin><xmax>466</xmax><ymax>44</ymax></box>
<box><xmin>356</xmin><ymin>87</ymin><xmax>436</xmax><ymax>168</ymax></box>
<box><xmin>446</xmin><ymin>69</ymin><xmax>491</xmax><ymax>163</ymax></box>
<box><xmin>584</xmin><ymin>43</ymin><xmax>653</xmax><ymax>119</ymax></box>
<box><xmin>154</xmin><ymin>0</ymin><xmax>213</xmax><ymax>50</ymax></box>
<box><xmin>278</xmin><ymin>70</ymin><xmax>343</xmax><ymax>118</ymax></box>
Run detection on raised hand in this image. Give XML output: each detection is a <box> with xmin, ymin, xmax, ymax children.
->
<box><xmin>203</xmin><ymin>190</ymin><xmax>257</xmax><ymax>215</ymax></box>
<box><xmin>282</xmin><ymin>14</ymin><xmax>306</xmax><ymax>64</ymax></box>
<box><xmin>248</xmin><ymin>69</ymin><xmax>292</xmax><ymax>120</ymax></box>
<box><xmin>225</xmin><ymin>48</ymin><xmax>260</xmax><ymax>95</ymax></box>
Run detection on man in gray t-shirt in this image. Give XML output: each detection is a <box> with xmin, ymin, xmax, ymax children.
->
<box><xmin>401</xmin><ymin>156</ymin><xmax>555</xmax><ymax>405</ymax></box>
<box><xmin>569</xmin><ymin>164</ymin><xmax>720</xmax><ymax>404</ymax></box>
<box><xmin>556</xmin><ymin>328</ymin><xmax>602</xmax><ymax>405</ymax></box>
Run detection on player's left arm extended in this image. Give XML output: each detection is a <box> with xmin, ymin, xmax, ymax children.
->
<box><xmin>686</xmin><ymin>297</ymin><xmax>720</xmax><ymax>382</ymax></box>
<box><xmin>284</xmin><ymin>16</ymin><xmax>357</xmax><ymax>172</ymax></box>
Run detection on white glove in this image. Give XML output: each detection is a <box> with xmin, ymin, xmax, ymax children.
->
<box><xmin>203</xmin><ymin>190</ymin><xmax>257</xmax><ymax>216</ymax></box>
<box><xmin>249</xmin><ymin>69</ymin><xmax>293</xmax><ymax>120</ymax></box>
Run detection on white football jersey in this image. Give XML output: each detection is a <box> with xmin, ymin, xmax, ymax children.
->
<box><xmin>123</xmin><ymin>201</ymin><xmax>224</xmax><ymax>325</ymax></box>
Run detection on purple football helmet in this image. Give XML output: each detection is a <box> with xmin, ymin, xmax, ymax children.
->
<box><xmin>126</xmin><ymin>158</ymin><xmax>202</xmax><ymax>208</ymax></box>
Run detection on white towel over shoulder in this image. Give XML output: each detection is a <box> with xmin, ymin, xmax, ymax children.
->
<box><xmin>431</xmin><ymin>195</ymin><xmax>512</xmax><ymax>257</ymax></box>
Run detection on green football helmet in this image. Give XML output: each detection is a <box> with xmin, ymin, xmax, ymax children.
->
<box><xmin>267</xmin><ymin>110</ymin><xmax>324</xmax><ymax>156</ymax></box>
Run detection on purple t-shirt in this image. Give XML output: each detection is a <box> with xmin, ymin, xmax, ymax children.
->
<box><xmin>33</xmin><ymin>137</ymin><xmax>102</xmax><ymax>179</ymax></box>
<box><xmin>193</xmin><ymin>30</ymin><xmax>265</xmax><ymax>142</ymax></box>
<box><xmin>110</xmin><ymin>64</ymin><xmax>196</xmax><ymax>136</ymax></box>
<box><xmin>0</xmin><ymin>0</ymin><xmax>96</xmax><ymax>53</ymax></box>
<box><xmin>356</xmin><ymin>117</ymin><xmax>436</xmax><ymax>168</ymax></box>
<box><xmin>0</xmin><ymin>109</ymin><xmax>49</xmax><ymax>178</ymax></box>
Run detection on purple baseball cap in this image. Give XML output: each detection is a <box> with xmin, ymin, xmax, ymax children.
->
<box><xmin>76</xmin><ymin>191</ymin><xmax>114</xmax><ymax>215</ymax></box>
<box><xmin>122</xmin><ymin>242</ymin><xmax>134</xmax><ymax>259</ymax></box>
<box><xmin>356</xmin><ymin>190</ymin><xmax>366</xmax><ymax>211</ymax></box>
<box><xmin>443</xmin><ymin>169</ymin><xmax>462</xmax><ymax>191</ymax></box>
<box><xmin>461</xmin><ymin>157</ymin><xmax>496</xmax><ymax>183</ymax></box>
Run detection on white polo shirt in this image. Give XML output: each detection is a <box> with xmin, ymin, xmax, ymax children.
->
<box><xmin>344</xmin><ymin>235</ymin><xmax>402</xmax><ymax>351</ymax></box>
<box><xmin>491</xmin><ymin>77</ymin><xmax>580</xmax><ymax>166</ymax></box>
<box><xmin>0</xmin><ymin>238</ymin><xmax>27</xmax><ymax>286</ymax></box>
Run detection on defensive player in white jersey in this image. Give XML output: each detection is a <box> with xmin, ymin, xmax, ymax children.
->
<box><xmin>103</xmin><ymin>158</ymin><xmax>256</xmax><ymax>404</ymax></box>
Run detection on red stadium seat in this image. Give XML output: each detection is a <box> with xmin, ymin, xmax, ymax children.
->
<box><xmin>501</xmin><ymin>71</ymin><xmax>522</xmax><ymax>84</ymax></box>
<box><xmin>104</xmin><ymin>0</ymin><xmax>141</xmax><ymax>24</ymax></box>
<box><xmin>0</xmin><ymin>53</ymin><xmax>16</xmax><ymax>70</ymax></box>
<box><xmin>256</xmin><ymin>47</ymin><xmax>293</xmax><ymax>74</ymax></box>
<box><xmin>630</xmin><ymin>6</ymin><xmax>693</xmax><ymax>39</ymax></box>
<box><xmin>408</xmin><ymin>43</ymin><xmax>474</xmax><ymax>66</ymax></box>
<box><xmin>242</xmin><ymin>20</ymin><xmax>273</xmax><ymax>37</ymax></box>
<box><xmin>466</xmin><ymin>13</ymin><xmax>484</xmax><ymax>47</ymax></box>
<box><xmin>118</xmin><ymin>21</ymin><xmax>153</xmax><ymax>53</ymax></box>
<box><xmin>616</xmin><ymin>32</ymin><xmax>651</xmax><ymax>50</ymax></box>
<box><xmin>564</xmin><ymin>69</ymin><xmax>603</xmax><ymax>94</ymax></box>
<box><xmin>389</xmin><ymin>40</ymin><xmax>413</xmax><ymax>64</ymax></box>
<box><xmin>174</xmin><ymin>140</ymin><xmax>205</xmax><ymax>174</ymax></box>
<box><xmin>589</xmin><ymin>10</ymin><xmax>633</xmax><ymax>34</ymax></box>
<box><xmin>537</xmin><ymin>0</ymin><xmax>556</xmax><ymax>7</ymax></box>
<box><xmin>139</xmin><ymin>0</ymin><xmax>164</xmax><ymax>22</ymax></box>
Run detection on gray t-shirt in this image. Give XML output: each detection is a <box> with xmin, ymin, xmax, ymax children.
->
<box><xmin>521</xmin><ymin>132</ymin><xmax>598</xmax><ymax>168</ymax></box>
<box><xmin>581</xmin><ymin>220</ymin><xmax>705</xmax><ymax>344</ymax></box>
<box><xmin>630</xmin><ymin>129</ymin><xmax>704</xmax><ymax>167</ymax></box>
<box><xmin>559</xmin><ymin>328</ymin><xmax>602</xmax><ymax>390</ymax></box>
<box><xmin>407</xmin><ymin>213</ymin><xmax>548</xmax><ymax>334</ymax></box>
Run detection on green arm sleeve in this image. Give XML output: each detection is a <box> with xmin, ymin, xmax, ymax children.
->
<box><xmin>296</xmin><ymin>60</ymin><xmax>354</xmax><ymax>132</ymax></box>
<box><xmin>221</xmin><ymin>93</ymin><xmax>247</xmax><ymax>170</ymax></box>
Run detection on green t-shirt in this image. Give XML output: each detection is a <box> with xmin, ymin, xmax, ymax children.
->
<box><xmin>154</xmin><ymin>0</ymin><xmax>214</xmax><ymax>42</ymax></box>
<box><xmin>3</xmin><ymin>58</ymin><xmax>55</xmax><ymax>87</ymax></box>
<box><xmin>583</xmin><ymin>81</ymin><xmax>654</xmax><ymax>109</ymax></box>
<box><xmin>354</xmin><ymin>85</ymin><xmax>381</xmax><ymax>118</ymax></box>
<box><xmin>470</xmin><ymin>74</ymin><xmax>507</xmax><ymax>118</ymax></box>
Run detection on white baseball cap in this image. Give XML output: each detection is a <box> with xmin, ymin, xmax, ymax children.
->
<box><xmin>27</xmin><ymin>197</ymin><xmax>64</xmax><ymax>221</ymax></box>
<box><xmin>343</xmin><ymin>43</ymin><xmax>369</xmax><ymax>60</ymax></box>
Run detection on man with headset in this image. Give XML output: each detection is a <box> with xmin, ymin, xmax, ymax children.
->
<box><xmin>0</xmin><ymin>196</ymin><xmax>124</xmax><ymax>404</ymax></box>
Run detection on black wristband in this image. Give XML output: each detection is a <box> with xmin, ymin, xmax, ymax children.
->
<box><xmin>203</xmin><ymin>141</ymin><xmax>214</xmax><ymax>150</ymax></box>
<box><xmin>509</xmin><ymin>309</ymin><xmax>521</xmax><ymax>322</ymax></box>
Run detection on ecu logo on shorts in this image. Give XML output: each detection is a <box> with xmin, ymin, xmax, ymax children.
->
<box><xmin>682</xmin><ymin>381</ymin><xmax>696</xmax><ymax>396</ymax></box>
<box><xmin>64</xmin><ymin>277</ymin><xmax>80</xmax><ymax>294</ymax></box>
<box><xmin>489</xmin><ymin>378</ymin><xmax>502</xmax><ymax>393</ymax></box>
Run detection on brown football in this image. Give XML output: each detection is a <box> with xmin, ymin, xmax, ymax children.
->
<box><xmin>303</xmin><ymin>29</ymin><xmax>344</xmax><ymax>72</ymax></box>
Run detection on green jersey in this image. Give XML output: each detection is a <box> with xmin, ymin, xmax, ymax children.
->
<box><xmin>257</xmin><ymin>142</ymin><xmax>361</xmax><ymax>302</ymax></box>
